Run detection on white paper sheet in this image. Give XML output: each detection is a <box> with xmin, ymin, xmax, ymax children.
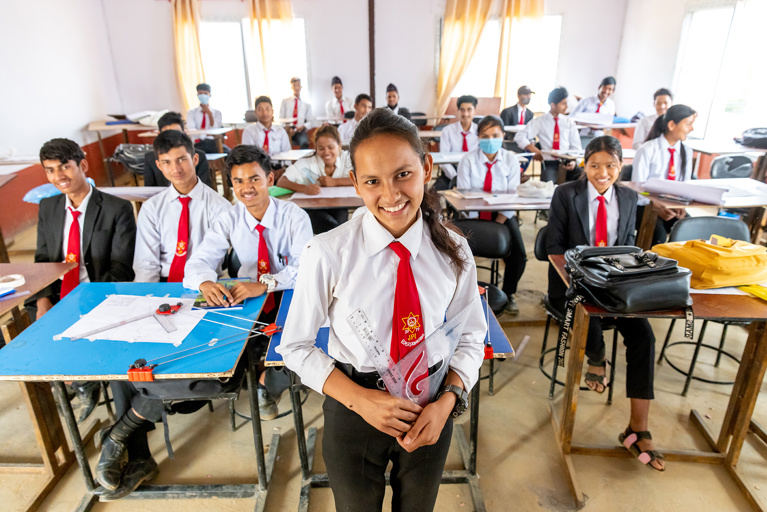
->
<box><xmin>290</xmin><ymin>186</ymin><xmax>359</xmax><ymax>199</ymax></box>
<box><xmin>483</xmin><ymin>194</ymin><xmax>551</xmax><ymax>205</ymax></box>
<box><xmin>691</xmin><ymin>282</ymin><xmax>767</xmax><ymax>296</ymax></box>
<box><xmin>641</xmin><ymin>178</ymin><xmax>767</xmax><ymax>207</ymax></box>
<box><xmin>58</xmin><ymin>295</ymin><xmax>205</xmax><ymax>346</ymax></box>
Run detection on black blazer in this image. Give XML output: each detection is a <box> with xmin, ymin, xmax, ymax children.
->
<box><xmin>32</xmin><ymin>187</ymin><xmax>137</xmax><ymax>302</ymax></box>
<box><xmin>545</xmin><ymin>180</ymin><xmax>637</xmax><ymax>301</ymax></box>
<box><xmin>143</xmin><ymin>149</ymin><xmax>212</xmax><ymax>189</ymax></box>
<box><xmin>500</xmin><ymin>104</ymin><xmax>534</xmax><ymax>127</ymax></box>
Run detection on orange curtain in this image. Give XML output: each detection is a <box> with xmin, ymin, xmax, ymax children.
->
<box><xmin>171</xmin><ymin>0</ymin><xmax>206</xmax><ymax>111</ymax></box>
<box><xmin>436</xmin><ymin>0</ymin><xmax>493</xmax><ymax>116</ymax></box>
<box><xmin>494</xmin><ymin>0</ymin><xmax>544</xmax><ymax>107</ymax></box>
<box><xmin>247</xmin><ymin>0</ymin><xmax>293</xmax><ymax>95</ymax></box>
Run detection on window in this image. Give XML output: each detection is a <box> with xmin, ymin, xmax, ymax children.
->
<box><xmin>673</xmin><ymin>1</ymin><xmax>767</xmax><ymax>140</ymax></box>
<box><xmin>450</xmin><ymin>15</ymin><xmax>562</xmax><ymax>112</ymax></box>
<box><xmin>199</xmin><ymin>18</ymin><xmax>309</xmax><ymax>122</ymax></box>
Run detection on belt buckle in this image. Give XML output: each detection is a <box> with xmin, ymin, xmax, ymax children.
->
<box><xmin>376</xmin><ymin>378</ymin><xmax>386</xmax><ymax>391</ymax></box>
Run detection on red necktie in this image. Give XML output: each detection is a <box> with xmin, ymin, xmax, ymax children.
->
<box><xmin>389</xmin><ymin>241</ymin><xmax>428</xmax><ymax>399</ymax></box>
<box><xmin>167</xmin><ymin>197</ymin><xmax>191</xmax><ymax>282</ymax></box>
<box><xmin>195</xmin><ymin>110</ymin><xmax>207</xmax><ymax>143</ymax></box>
<box><xmin>263</xmin><ymin>129</ymin><xmax>270</xmax><ymax>153</ymax></box>
<box><xmin>293</xmin><ymin>98</ymin><xmax>298</xmax><ymax>126</ymax></box>
<box><xmin>255</xmin><ymin>224</ymin><xmax>275</xmax><ymax>313</ymax></box>
<box><xmin>480</xmin><ymin>161</ymin><xmax>494</xmax><ymax>221</ymax></box>
<box><xmin>61</xmin><ymin>208</ymin><xmax>82</xmax><ymax>298</ymax></box>
<box><xmin>519</xmin><ymin>109</ymin><xmax>524</xmax><ymax>125</ymax></box>
<box><xmin>553</xmin><ymin>116</ymin><xmax>560</xmax><ymax>150</ymax></box>
<box><xmin>596</xmin><ymin>102</ymin><xmax>602</xmax><ymax>113</ymax></box>
<box><xmin>667</xmin><ymin>148</ymin><xmax>676</xmax><ymax>180</ymax></box>
<box><xmin>339</xmin><ymin>100</ymin><xmax>344</xmax><ymax>116</ymax></box>
<box><xmin>595</xmin><ymin>196</ymin><xmax>608</xmax><ymax>247</ymax></box>
<box><xmin>461</xmin><ymin>132</ymin><xmax>469</xmax><ymax>152</ymax></box>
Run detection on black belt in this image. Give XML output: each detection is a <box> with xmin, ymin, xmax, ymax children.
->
<box><xmin>334</xmin><ymin>362</ymin><xmax>382</xmax><ymax>390</ymax></box>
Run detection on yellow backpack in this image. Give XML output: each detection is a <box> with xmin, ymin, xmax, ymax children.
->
<box><xmin>652</xmin><ymin>236</ymin><xmax>767</xmax><ymax>290</ymax></box>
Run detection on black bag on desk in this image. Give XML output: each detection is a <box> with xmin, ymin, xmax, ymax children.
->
<box><xmin>737</xmin><ymin>127</ymin><xmax>767</xmax><ymax>149</ymax></box>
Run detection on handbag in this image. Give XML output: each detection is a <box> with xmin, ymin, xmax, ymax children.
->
<box><xmin>556</xmin><ymin>245</ymin><xmax>694</xmax><ymax>367</ymax></box>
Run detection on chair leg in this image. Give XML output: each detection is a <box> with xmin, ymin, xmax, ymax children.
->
<box><xmin>658</xmin><ymin>319</ymin><xmax>676</xmax><ymax>364</ymax></box>
<box><xmin>207</xmin><ymin>400</ymin><xmax>214</xmax><ymax>413</ymax></box>
<box><xmin>541</xmin><ymin>316</ymin><xmax>552</xmax><ymax>355</ymax></box>
<box><xmin>714</xmin><ymin>323</ymin><xmax>729</xmax><ymax>368</ymax></box>
<box><xmin>229</xmin><ymin>399</ymin><xmax>236</xmax><ymax>431</ymax></box>
<box><xmin>682</xmin><ymin>320</ymin><xmax>709</xmax><ymax>397</ymax></box>
<box><xmin>549</xmin><ymin>349</ymin><xmax>560</xmax><ymax>399</ymax></box>
<box><xmin>607</xmin><ymin>329</ymin><xmax>618</xmax><ymax>406</ymax></box>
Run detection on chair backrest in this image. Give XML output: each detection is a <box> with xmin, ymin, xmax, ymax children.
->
<box><xmin>343</xmin><ymin>110</ymin><xmax>355</xmax><ymax>120</ymax></box>
<box><xmin>668</xmin><ymin>216</ymin><xmax>750</xmax><ymax>242</ymax></box>
<box><xmin>534</xmin><ymin>225</ymin><xmax>548</xmax><ymax>261</ymax></box>
<box><xmin>709</xmin><ymin>155</ymin><xmax>754</xmax><ymax>179</ymax></box>
<box><xmin>619</xmin><ymin>164</ymin><xmax>633</xmax><ymax>182</ymax></box>
<box><xmin>222</xmin><ymin>249</ymin><xmax>242</xmax><ymax>278</ymax></box>
<box><xmin>244</xmin><ymin>110</ymin><xmax>257</xmax><ymax>123</ymax></box>
<box><xmin>452</xmin><ymin>219</ymin><xmax>511</xmax><ymax>259</ymax></box>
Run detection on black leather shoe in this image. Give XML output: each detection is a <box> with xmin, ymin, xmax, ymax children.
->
<box><xmin>99</xmin><ymin>457</ymin><xmax>159</xmax><ymax>501</ymax></box>
<box><xmin>74</xmin><ymin>381</ymin><xmax>100</xmax><ymax>423</ymax></box>
<box><xmin>96</xmin><ymin>431</ymin><xmax>128</xmax><ymax>491</ymax></box>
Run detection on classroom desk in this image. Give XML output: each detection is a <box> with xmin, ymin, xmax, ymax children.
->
<box><xmin>315</xmin><ymin>116</ymin><xmax>344</xmax><ymax>125</ymax></box>
<box><xmin>685</xmin><ymin>139</ymin><xmax>767</xmax><ymax>179</ymax></box>
<box><xmin>97</xmin><ymin>186</ymin><xmax>165</xmax><ymax>203</ymax></box>
<box><xmin>271</xmin><ymin>149</ymin><xmax>314</xmax><ymax>162</ymax></box>
<box><xmin>503</xmin><ymin>125</ymin><xmax>526</xmax><ymax>133</ymax></box>
<box><xmin>286</xmin><ymin>194</ymin><xmax>364</xmax><ymax>210</ymax></box>
<box><xmin>411</xmin><ymin>114</ymin><xmax>455</xmax><ymax>121</ymax></box>
<box><xmin>0</xmin><ymin>262</ymin><xmax>79</xmax><ymax>511</ymax></box>
<box><xmin>0</xmin><ymin>283</ymin><xmax>279</xmax><ymax>511</ymax></box>
<box><xmin>0</xmin><ymin>156</ymin><xmax>39</xmax><ymax>166</ymax></box>
<box><xmin>88</xmin><ymin>121</ymin><xmax>160</xmax><ymax>186</ymax></box>
<box><xmin>442</xmin><ymin>191</ymin><xmax>552</xmax><ymax>213</ymax></box>
<box><xmin>573</xmin><ymin>121</ymin><xmax>637</xmax><ymax>131</ymax></box>
<box><xmin>430</xmin><ymin>152</ymin><xmax>468</xmax><ymax>165</ymax></box>
<box><xmin>265</xmin><ymin>289</ymin><xmax>513</xmax><ymax>512</ymax></box>
<box><xmin>548</xmin><ymin>254</ymin><xmax>767</xmax><ymax>510</ymax></box>
<box><xmin>417</xmin><ymin>130</ymin><xmax>443</xmax><ymax>139</ymax></box>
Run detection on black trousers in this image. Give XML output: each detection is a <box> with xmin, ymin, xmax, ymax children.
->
<box><xmin>291</xmin><ymin>130</ymin><xmax>310</xmax><ymax>149</ymax></box>
<box><xmin>322</xmin><ymin>365</ymin><xmax>453</xmax><ymax>512</ymax></box>
<box><xmin>307</xmin><ymin>208</ymin><xmax>348</xmax><ymax>234</ymax></box>
<box><xmin>635</xmin><ymin>205</ymin><xmax>680</xmax><ymax>246</ymax></box>
<box><xmin>194</xmin><ymin>139</ymin><xmax>230</xmax><ymax>154</ymax></box>
<box><xmin>552</xmin><ymin>296</ymin><xmax>655</xmax><ymax>400</ymax></box>
<box><xmin>488</xmin><ymin>213</ymin><xmax>526</xmax><ymax>296</ymax></box>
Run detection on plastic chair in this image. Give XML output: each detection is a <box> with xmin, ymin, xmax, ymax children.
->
<box><xmin>244</xmin><ymin>110</ymin><xmax>257</xmax><ymax>122</ymax></box>
<box><xmin>452</xmin><ymin>219</ymin><xmax>511</xmax><ymax>290</ymax></box>
<box><xmin>709</xmin><ymin>155</ymin><xmax>754</xmax><ymax>180</ymax></box>
<box><xmin>658</xmin><ymin>216</ymin><xmax>751</xmax><ymax>396</ymax></box>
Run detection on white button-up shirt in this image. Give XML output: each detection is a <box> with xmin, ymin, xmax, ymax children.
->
<box><xmin>325</xmin><ymin>96</ymin><xmax>354</xmax><ymax>119</ymax></box>
<box><xmin>514</xmin><ymin>112</ymin><xmax>582</xmax><ymax>159</ymax></box>
<box><xmin>277</xmin><ymin>210</ymin><xmax>487</xmax><ymax>394</ymax></box>
<box><xmin>241</xmin><ymin>122</ymin><xmax>292</xmax><ymax>156</ymax></box>
<box><xmin>439</xmin><ymin>122</ymin><xmax>479</xmax><ymax>180</ymax></box>
<box><xmin>587</xmin><ymin>181</ymin><xmax>619</xmax><ymax>247</ymax></box>
<box><xmin>571</xmin><ymin>95</ymin><xmax>616</xmax><ymax>136</ymax></box>
<box><xmin>338</xmin><ymin>118</ymin><xmax>358</xmax><ymax>145</ymax></box>
<box><xmin>279</xmin><ymin>96</ymin><xmax>313</xmax><ymax>129</ymax></box>
<box><xmin>183</xmin><ymin>197</ymin><xmax>313</xmax><ymax>291</ymax></box>
<box><xmin>632</xmin><ymin>113</ymin><xmax>657</xmax><ymax>149</ymax></box>
<box><xmin>456</xmin><ymin>147</ymin><xmax>521</xmax><ymax>218</ymax></box>
<box><xmin>632</xmin><ymin>136</ymin><xmax>693</xmax><ymax>206</ymax></box>
<box><xmin>63</xmin><ymin>185</ymin><xmax>94</xmax><ymax>284</ymax></box>
<box><xmin>282</xmin><ymin>152</ymin><xmax>352</xmax><ymax>185</ymax></box>
<box><xmin>186</xmin><ymin>107</ymin><xmax>223</xmax><ymax>139</ymax></box>
<box><xmin>133</xmin><ymin>179</ymin><xmax>232</xmax><ymax>282</ymax></box>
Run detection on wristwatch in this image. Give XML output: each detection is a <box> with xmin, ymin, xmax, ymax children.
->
<box><xmin>259</xmin><ymin>274</ymin><xmax>277</xmax><ymax>294</ymax></box>
<box><xmin>435</xmin><ymin>384</ymin><xmax>469</xmax><ymax>418</ymax></box>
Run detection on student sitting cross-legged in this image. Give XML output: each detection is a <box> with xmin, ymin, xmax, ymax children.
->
<box><xmin>133</xmin><ymin>129</ymin><xmax>231</xmax><ymax>283</ymax></box>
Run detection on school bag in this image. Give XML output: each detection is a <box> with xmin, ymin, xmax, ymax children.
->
<box><xmin>653</xmin><ymin>237</ymin><xmax>767</xmax><ymax>289</ymax></box>
<box><xmin>110</xmin><ymin>143</ymin><xmax>153</xmax><ymax>176</ymax></box>
<box><xmin>737</xmin><ymin>128</ymin><xmax>767</xmax><ymax>149</ymax></box>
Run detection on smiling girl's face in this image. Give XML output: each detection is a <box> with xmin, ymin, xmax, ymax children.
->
<box><xmin>585</xmin><ymin>150</ymin><xmax>621</xmax><ymax>195</ymax></box>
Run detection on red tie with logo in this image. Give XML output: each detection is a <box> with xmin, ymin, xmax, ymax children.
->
<box><xmin>168</xmin><ymin>197</ymin><xmax>191</xmax><ymax>282</ymax></box>
<box><xmin>667</xmin><ymin>148</ymin><xmax>676</xmax><ymax>180</ymax></box>
<box><xmin>292</xmin><ymin>98</ymin><xmax>298</xmax><ymax>127</ymax></box>
<box><xmin>595</xmin><ymin>196</ymin><xmax>608</xmax><ymax>247</ymax></box>
<box><xmin>596</xmin><ymin>102</ymin><xmax>602</xmax><ymax>113</ymax></box>
<box><xmin>461</xmin><ymin>131</ymin><xmax>469</xmax><ymax>152</ymax></box>
<box><xmin>389</xmin><ymin>241</ymin><xmax>428</xmax><ymax>399</ymax></box>
<box><xmin>553</xmin><ymin>117</ymin><xmax>560</xmax><ymax>150</ymax></box>
<box><xmin>480</xmin><ymin>161</ymin><xmax>494</xmax><ymax>221</ymax></box>
<box><xmin>61</xmin><ymin>208</ymin><xmax>81</xmax><ymax>298</ymax></box>
<box><xmin>263</xmin><ymin>129</ymin><xmax>270</xmax><ymax>153</ymax></box>
<box><xmin>255</xmin><ymin>224</ymin><xmax>275</xmax><ymax>313</ymax></box>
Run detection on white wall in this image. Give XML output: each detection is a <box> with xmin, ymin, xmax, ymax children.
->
<box><xmin>0</xmin><ymin>0</ymin><xmax>123</xmax><ymax>155</ymax></box>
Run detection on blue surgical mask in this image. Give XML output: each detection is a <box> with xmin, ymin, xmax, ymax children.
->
<box><xmin>479</xmin><ymin>138</ymin><xmax>503</xmax><ymax>155</ymax></box>
<box><xmin>197</xmin><ymin>93</ymin><xmax>210</xmax><ymax>105</ymax></box>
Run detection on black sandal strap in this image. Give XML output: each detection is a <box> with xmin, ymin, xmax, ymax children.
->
<box><xmin>586</xmin><ymin>358</ymin><xmax>607</xmax><ymax>367</ymax></box>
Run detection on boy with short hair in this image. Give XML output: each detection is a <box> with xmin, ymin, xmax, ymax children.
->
<box><xmin>632</xmin><ymin>88</ymin><xmax>673</xmax><ymax>149</ymax></box>
<box><xmin>186</xmin><ymin>82</ymin><xmax>228</xmax><ymax>154</ymax></box>
<box><xmin>434</xmin><ymin>94</ymin><xmax>479</xmax><ymax>190</ymax></box>
<box><xmin>338</xmin><ymin>94</ymin><xmax>373</xmax><ymax>145</ymax></box>
<box><xmin>242</xmin><ymin>96</ymin><xmax>292</xmax><ymax>156</ymax></box>
<box><xmin>279</xmin><ymin>77</ymin><xmax>313</xmax><ymax>149</ymax></box>
<box><xmin>133</xmin><ymin>130</ymin><xmax>231</xmax><ymax>283</ymax></box>
<box><xmin>325</xmin><ymin>76</ymin><xmax>354</xmax><ymax>119</ymax></box>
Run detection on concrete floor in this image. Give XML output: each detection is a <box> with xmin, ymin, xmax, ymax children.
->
<box><xmin>1</xmin><ymin>209</ymin><xmax>766</xmax><ymax>511</ymax></box>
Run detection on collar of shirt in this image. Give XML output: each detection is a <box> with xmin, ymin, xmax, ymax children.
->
<box><xmin>587</xmin><ymin>180</ymin><xmax>615</xmax><ymax>205</ymax></box>
<box><xmin>165</xmin><ymin>177</ymin><xmax>204</xmax><ymax>204</ymax></box>
<box><xmin>659</xmin><ymin>135</ymin><xmax>680</xmax><ymax>152</ymax></box>
<box><xmin>242</xmin><ymin>197</ymin><xmax>276</xmax><ymax>232</ymax></box>
<box><xmin>459</xmin><ymin>122</ymin><xmax>478</xmax><ymax>135</ymax></box>
<box><xmin>362</xmin><ymin>209</ymin><xmax>423</xmax><ymax>260</ymax></box>
<box><xmin>65</xmin><ymin>184</ymin><xmax>94</xmax><ymax>214</ymax></box>
<box><xmin>478</xmin><ymin>147</ymin><xmax>501</xmax><ymax>165</ymax></box>
<box><xmin>517</xmin><ymin>103</ymin><xmax>526</xmax><ymax>112</ymax></box>
<box><xmin>256</xmin><ymin>121</ymin><xmax>274</xmax><ymax>132</ymax></box>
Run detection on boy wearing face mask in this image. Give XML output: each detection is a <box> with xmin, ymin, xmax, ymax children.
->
<box><xmin>456</xmin><ymin>115</ymin><xmax>526</xmax><ymax>315</ymax></box>
<box><xmin>187</xmin><ymin>83</ymin><xmax>228</xmax><ymax>154</ymax></box>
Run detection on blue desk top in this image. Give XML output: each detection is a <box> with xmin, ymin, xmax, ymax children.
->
<box><xmin>0</xmin><ymin>283</ymin><xmax>264</xmax><ymax>381</ymax></box>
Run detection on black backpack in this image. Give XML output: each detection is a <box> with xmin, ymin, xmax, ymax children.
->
<box><xmin>110</xmin><ymin>143</ymin><xmax>153</xmax><ymax>175</ymax></box>
<box><xmin>738</xmin><ymin>128</ymin><xmax>767</xmax><ymax>149</ymax></box>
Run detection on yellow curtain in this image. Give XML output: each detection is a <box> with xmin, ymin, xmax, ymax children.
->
<box><xmin>171</xmin><ymin>0</ymin><xmax>206</xmax><ymax>112</ymax></box>
<box><xmin>247</xmin><ymin>0</ymin><xmax>293</xmax><ymax>95</ymax></box>
<box><xmin>494</xmin><ymin>0</ymin><xmax>544</xmax><ymax>108</ymax></box>
<box><xmin>436</xmin><ymin>0</ymin><xmax>493</xmax><ymax>116</ymax></box>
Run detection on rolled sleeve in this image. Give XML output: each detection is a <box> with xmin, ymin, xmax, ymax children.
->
<box><xmin>514</xmin><ymin>124</ymin><xmax>534</xmax><ymax>149</ymax></box>
<box><xmin>272</xmin><ymin>208</ymin><xmax>313</xmax><ymax>290</ymax></box>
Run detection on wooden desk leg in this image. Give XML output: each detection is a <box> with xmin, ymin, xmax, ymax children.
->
<box><xmin>215</xmin><ymin>135</ymin><xmax>225</xmax><ymax>154</ymax></box>
<box><xmin>0</xmin><ymin>225</ymin><xmax>9</xmax><ymax>263</ymax></box>
<box><xmin>636</xmin><ymin>204</ymin><xmax>658</xmax><ymax>250</ymax></box>
<box><xmin>96</xmin><ymin>131</ymin><xmax>115</xmax><ymax>187</ymax></box>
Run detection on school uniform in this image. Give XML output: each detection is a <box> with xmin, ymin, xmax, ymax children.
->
<box><xmin>632</xmin><ymin>113</ymin><xmax>657</xmax><ymax>149</ymax></box>
<box><xmin>279</xmin><ymin>96</ymin><xmax>313</xmax><ymax>149</ymax></box>
<box><xmin>386</xmin><ymin>104</ymin><xmax>401</xmax><ymax>116</ymax></box>
<box><xmin>241</xmin><ymin>122</ymin><xmax>292</xmax><ymax>156</ymax></box>
<box><xmin>546</xmin><ymin>179</ymin><xmax>654</xmax><ymax>399</ymax></box>
<box><xmin>186</xmin><ymin>106</ymin><xmax>227</xmax><ymax>154</ymax></box>
<box><xmin>133</xmin><ymin>178</ymin><xmax>232</xmax><ymax>283</ymax></box>
<box><xmin>142</xmin><ymin>149</ymin><xmax>213</xmax><ymax>189</ymax></box>
<box><xmin>278</xmin><ymin>210</ymin><xmax>486</xmax><ymax>511</ymax></box>
<box><xmin>282</xmin><ymin>152</ymin><xmax>352</xmax><ymax>233</ymax></box>
<box><xmin>514</xmin><ymin>112</ymin><xmax>582</xmax><ymax>182</ymax></box>
<box><xmin>571</xmin><ymin>95</ymin><xmax>616</xmax><ymax>137</ymax></box>
<box><xmin>499</xmin><ymin>104</ymin><xmax>534</xmax><ymax>128</ymax></box>
<box><xmin>456</xmin><ymin>148</ymin><xmax>527</xmax><ymax>296</ymax></box>
<box><xmin>436</xmin><ymin>122</ymin><xmax>478</xmax><ymax>187</ymax></box>
<box><xmin>337</xmin><ymin>118</ymin><xmax>358</xmax><ymax>145</ymax></box>
<box><xmin>325</xmin><ymin>96</ymin><xmax>354</xmax><ymax>119</ymax></box>
<box><xmin>183</xmin><ymin>197</ymin><xmax>312</xmax><ymax>292</ymax></box>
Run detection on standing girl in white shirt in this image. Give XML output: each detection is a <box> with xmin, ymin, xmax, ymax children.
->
<box><xmin>632</xmin><ymin>104</ymin><xmax>697</xmax><ymax>245</ymax></box>
<box><xmin>277</xmin><ymin>125</ymin><xmax>353</xmax><ymax>233</ymax></box>
<box><xmin>278</xmin><ymin>108</ymin><xmax>486</xmax><ymax>512</ymax></box>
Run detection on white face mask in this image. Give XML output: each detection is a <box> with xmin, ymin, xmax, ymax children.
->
<box><xmin>198</xmin><ymin>93</ymin><xmax>210</xmax><ymax>105</ymax></box>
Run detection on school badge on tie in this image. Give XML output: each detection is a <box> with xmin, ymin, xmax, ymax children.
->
<box><xmin>597</xmin><ymin>240</ymin><xmax>606</xmax><ymax>247</ymax></box>
<box><xmin>668</xmin><ymin>165</ymin><xmax>676</xmax><ymax>180</ymax></box>
<box><xmin>65</xmin><ymin>252</ymin><xmax>77</xmax><ymax>263</ymax></box>
<box><xmin>401</xmin><ymin>312</ymin><xmax>423</xmax><ymax>347</ymax></box>
<box><xmin>175</xmin><ymin>240</ymin><xmax>187</xmax><ymax>257</ymax></box>
<box><xmin>258</xmin><ymin>259</ymin><xmax>268</xmax><ymax>274</ymax></box>
<box><xmin>553</xmin><ymin>132</ymin><xmax>559</xmax><ymax>144</ymax></box>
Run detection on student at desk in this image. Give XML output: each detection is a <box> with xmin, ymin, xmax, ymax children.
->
<box><xmin>325</xmin><ymin>76</ymin><xmax>354</xmax><ymax>119</ymax></box>
<box><xmin>632</xmin><ymin>88</ymin><xmax>673</xmax><ymax>149</ymax></box>
<box><xmin>142</xmin><ymin>111</ymin><xmax>213</xmax><ymax>189</ymax></box>
<box><xmin>500</xmin><ymin>85</ymin><xmax>535</xmax><ymax>156</ymax></box>
<box><xmin>433</xmin><ymin>95</ymin><xmax>479</xmax><ymax>191</ymax></box>
<box><xmin>632</xmin><ymin>104</ymin><xmax>697</xmax><ymax>245</ymax></box>
<box><xmin>457</xmin><ymin>115</ymin><xmax>525</xmax><ymax>315</ymax></box>
<box><xmin>385</xmin><ymin>83</ymin><xmax>403</xmax><ymax>115</ymax></box>
<box><xmin>279</xmin><ymin>108</ymin><xmax>486</xmax><ymax>512</ymax></box>
<box><xmin>241</xmin><ymin>95</ymin><xmax>292</xmax><ymax>158</ymax></box>
<box><xmin>570</xmin><ymin>76</ymin><xmax>617</xmax><ymax>140</ymax></box>
<box><xmin>186</xmin><ymin>82</ymin><xmax>228</xmax><ymax>154</ymax></box>
<box><xmin>279</xmin><ymin>77</ymin><xmax>313</xmax><ymax>149</ymax></box>
<box><xmin>338</xmin><ymin>94</ymin><xmax>373</xmax><ymax>145</ymax></box>
<box><xmin>547</xmin><ymin>136</ymin><xmax>664</xmax><ymax>471</ymax></box>
<box><xmin>28</xmin><ymin>138</ymin><xmax>136</xmax><ymax>423</ymax></box>
<box><xmin>133</xmin><ymin>130</ymin><xmax>231</xmax><ymax>282</ymax></box>
<box><xmin>276</xmin><ymin>125</ymin><xmax>353</xmax><ymax>234</ymax></box>
<box><xmin>514</xmin><ymin>86</ymin><xmax>582</xmax><ymax>183</ymax></box>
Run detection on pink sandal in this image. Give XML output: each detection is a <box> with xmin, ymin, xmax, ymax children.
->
<box><xmin>618</xmin><ymin>425</ymin><xmax>665</xmax><ymax>472</ymax></box>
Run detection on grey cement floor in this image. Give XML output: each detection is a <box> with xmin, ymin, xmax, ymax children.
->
<box><xmin>1</xmin><ymin>209</ymin><xmax>766</xmax><ymax>511</ymax></box>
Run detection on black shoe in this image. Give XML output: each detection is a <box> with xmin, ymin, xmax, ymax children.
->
<box><xmin>74</xmin><ymin>381</ymin><xmax>100</xmax><ymax>423</ymax></box>
<box><xmin>99</xmin><ymin>457</ymin><xmax>159</xmax><ymax>501</ymax></box>
<box><xmin>96</xmin><ymin>430</ymin><xmax>128</xmax><ymax>491</ymax></box>
<box><xmin>504</xmin><ymin>296</ymin><xmax>520</xmax><ymax>315</ymax></box>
